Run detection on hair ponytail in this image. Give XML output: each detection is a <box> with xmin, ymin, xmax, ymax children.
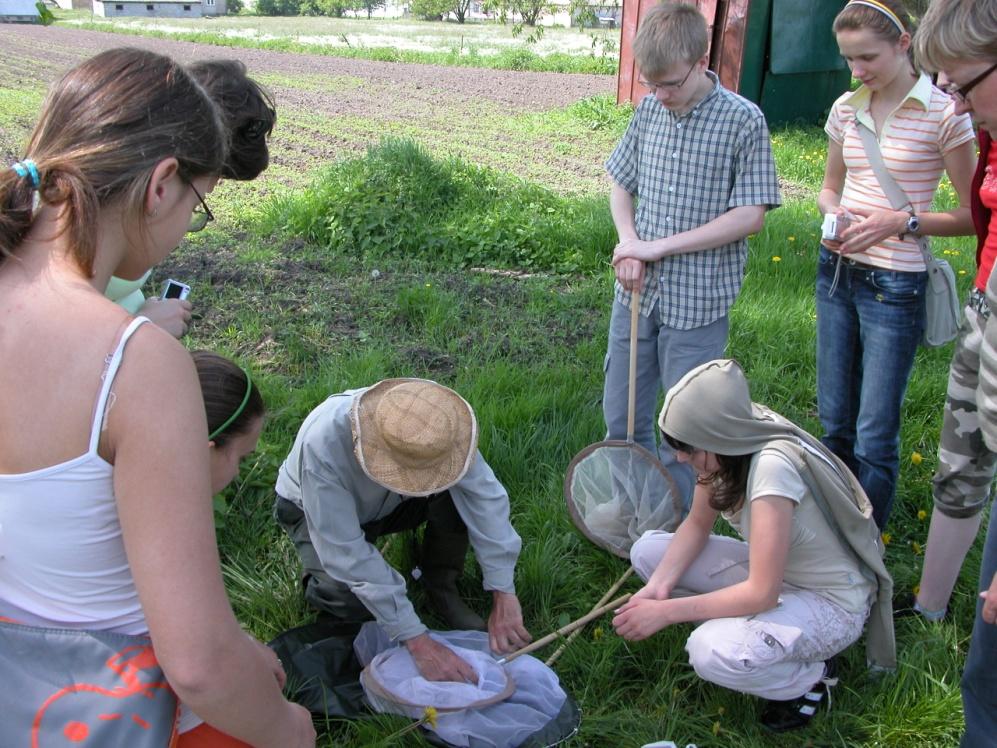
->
<box><xmin>1</xmin><ymin>48</ymin><xmax>225</xmax><ymax>274</ymax></box>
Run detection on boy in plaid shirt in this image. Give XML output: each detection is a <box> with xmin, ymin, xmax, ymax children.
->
<box><xmin>605</xmin><ymin>1</ymin><xmax>781</xmax><ymax>502</ymax></box>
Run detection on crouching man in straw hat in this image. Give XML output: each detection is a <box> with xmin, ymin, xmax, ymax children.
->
<box><xmin>274</xmin><ymin>378</ymin><xmax>532</xmax><ymax>682</ymax></box>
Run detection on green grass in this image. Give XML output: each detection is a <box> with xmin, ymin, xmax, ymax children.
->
<box><xmin>155</xmin><ymin>132</ymin><xmax>986</xmax><ymax>747</ymax></box>
<box><xmin>1</xmin><ymin>44</ymin><xmax>984</xmax><ymax>743</ymax></box>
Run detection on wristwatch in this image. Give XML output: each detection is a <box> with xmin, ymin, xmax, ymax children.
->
<box><xmin>899</xmin><ymin>211</ymin><xmax>919</xmax><ymax>240</ymax></box>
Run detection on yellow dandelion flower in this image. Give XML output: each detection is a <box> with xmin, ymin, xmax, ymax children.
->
<box><xmin>912</xmin><ymin>541</ymin><xmax>923</xmax><ymax>555</ymax></box>
<box><xmin>788</xmin><ymin>236</ymin><xmax>796</xmax><ymax>242</ymax></box>
<box><xmin>425</xmin><ymin>282</ymin><xmax>432</xmax><ymax>287</ymax></box>
<box><xmin>918</xmin><ymin>509</ymin><xmax>927</xmax><ymax>521</ymax></box>
<box><xmin>959</xmin><ymin>270</ymin><xmax>967</xmax><ymax>275</ymax></box>
<box><xmin>913</xmin><ymin>584</ymin><xmax>920</xmax><ymax>595</ymax></box>
<box><xmin>423</xmin><ymin>706</ymin><xmax>439</xmax><ymax>729</ymax></box>
<box><xmin>911</xmin><ymin>451</ymin><xmax>923</xmax><ymax>465</ymax></box>
<box><xmin>593</xmin><ymin>626</ymin><xmax>604</xmax><ymax>641</ymax></box>
<box><xmin>712</xmin><ymin>721</ymin><xmax>721</xmax><ymax>736</ymax></box>
<box><xmin>882</xmin><ymin>532</ymin><xmax>892</xmax><ymax>545</ymax></box>
<box><xmin>717</xmin><ymin>705</ymin><xmax>726</xmax><ymax>716</ymax></box>
<box><xmin>772</xmin><ymin>256</ymin><xmax>782</xmax><ymax>262</ymax></box>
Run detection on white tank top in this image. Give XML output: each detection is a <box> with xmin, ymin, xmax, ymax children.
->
<box><xmin>0</xmin><ymin>317</ymin><xmax>150</xmax><ymax>634</ymax></box>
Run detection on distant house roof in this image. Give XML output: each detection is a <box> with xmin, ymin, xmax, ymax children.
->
<box><xmin>0</xmin><ymin>0</ymin><xmax>40</xmax><ymax>17</ymax></box>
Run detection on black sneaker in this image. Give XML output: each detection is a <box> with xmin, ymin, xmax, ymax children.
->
<box><xmin>760</xmin><ymin>658</ymin><xmax>839</xmax><ymax>733</ymax></box>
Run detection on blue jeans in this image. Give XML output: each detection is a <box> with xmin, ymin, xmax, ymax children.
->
<box><xmin>815</xmin><ymin>246</ymin><xmax>926</xmax><ymax>529</ymax></box>
<box><xmin>962</xmin><ymin>506</ymin><xmax>997</xmax><ymax>746</ymax></box>
<box><xmin>602</xmin><ymin>297</ymin><xmax>729</xmax><ymax>507</ymax></box>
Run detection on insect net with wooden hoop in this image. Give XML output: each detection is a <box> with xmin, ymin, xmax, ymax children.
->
<box><xmin>565</xmin><ymin>287</ymin><xmax>685</xmax><ymax>556</ymax></box>
<box><xmin>556</xmin><ymin>287</ymin><xmax>686</xmax><ymax>660</ymax></box>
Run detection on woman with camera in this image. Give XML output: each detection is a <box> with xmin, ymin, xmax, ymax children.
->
<box><xmin>0</xmin><ymin>48</ymin><xmax>314</xmax><ymax>748</ymax></box>
<box><xmin>815</xmin><ymin>0</ymin><xmax>976</xmax><ymax>529</ymax></box>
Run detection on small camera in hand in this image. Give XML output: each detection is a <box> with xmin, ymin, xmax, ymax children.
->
<box><xmin>821</xmin><ymin>213</ymin><xmax>853</xmax><ymax>242</ymax></box>
<box><xmin>160</xmin><ymin>279</ymin><xmax>191</xmax><ymax>301</ymax></box>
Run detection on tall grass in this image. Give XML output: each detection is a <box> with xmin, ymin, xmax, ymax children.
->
<box><xmin>260</xmin><ymin>138</ymin><xmax>616</xmax><ymax>272</ymax></box>
<box><xmin>164</xmin><ymin>133</ymin><xmax>990</xmax><ymax>747</ymax></box>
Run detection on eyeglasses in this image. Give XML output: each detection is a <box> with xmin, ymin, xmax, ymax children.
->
<box><xmin>639</xmin><ymin>62</ymin><xmax>698</xmax><ymax>93</ymax></box>
<box><xmin>187</xmin><ymin>182</ymin><xmax>214</xmax><ymax>233</ymax></box>
<box><xmin>941</xmin><ymin>62</ymin><xmax>997</xmax><ymax>103</ymax></box>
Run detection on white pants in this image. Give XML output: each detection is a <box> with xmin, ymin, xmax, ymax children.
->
<box><xmin>631</xmin><ymin>531</ymin><xmax>868</xmax><ymax>701</ymax></box>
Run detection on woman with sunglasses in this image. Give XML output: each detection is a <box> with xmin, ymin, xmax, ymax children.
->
<box><xmin>815</xmin><ymin>0</ymin><xmax>977</xmax><ymax>531</ymax></box>
<box><xmin>913</xmin><ymin>2</ymin><xmax>997</xmax><ymax>744</ymax></box>
<box><xmin>0</xmin><ymin>49</ymin><xmax>313</xmax><ymax>748</ymax></box>
<box><xmin>613</xmin><ymin>360</ymin><xmax>892</xmax><ymax>733</ymax></box>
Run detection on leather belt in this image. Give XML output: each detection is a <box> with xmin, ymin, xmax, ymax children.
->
<box><xmin>839</xmin><ymin>255</ymin><xmax>880</xmax><ymax>272</ymax></box>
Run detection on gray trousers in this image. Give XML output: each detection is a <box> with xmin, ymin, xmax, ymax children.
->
<box><xmin>274</xmin><ymin>492</ymin><xmax>469</xmax><ymax>629</ymax></box>
<box><xmin>602</xmin><ymin>298</ymin><xmax>729</xmax><ymax>506</ymax></box>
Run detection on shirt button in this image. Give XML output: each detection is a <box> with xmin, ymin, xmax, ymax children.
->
<box><xmin>666</xmin><ymin>217</ymin><xmax>672</xmax><ymax>223</ymax></box>
<box><xmin>671</xmin><ymin>152</ymin><xmax>678</xmax><ymax>158</ymax></box>
<box><xmin>676</xmin><ymin>123</ymin><xmax>682</xmax><ymax>129</ymax></box>
<box><xmin>669</xmin><ymin>186</ymin><xmax>675</xmax><ymax>192</ymax></box>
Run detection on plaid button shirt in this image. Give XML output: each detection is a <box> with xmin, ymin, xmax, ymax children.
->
<box><xmin>606</xmin><ymin>73</ymin><xmax>781</xmax><ymax>330</ymax></box>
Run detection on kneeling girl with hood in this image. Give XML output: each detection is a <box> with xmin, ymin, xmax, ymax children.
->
<box><xmin>612</xmin><ymin>359</ymin><xmax>894</xmax><ymax>732</ymax></box>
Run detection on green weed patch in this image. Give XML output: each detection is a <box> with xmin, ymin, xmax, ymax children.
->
<box><xmin>261</xmin><ymin>137</ymin><xmax>615</xmax><ymax>271</ymax></box>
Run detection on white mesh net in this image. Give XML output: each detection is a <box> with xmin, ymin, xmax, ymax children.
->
<box><xmin>355</xmin><ymin>624</ymin><xmax>572</xmax><ymax>748</ymax></box>
<box><xmin>564</xmin><ymin>440</ymin><xmax>684</xmax><ymax>558</ymax></box>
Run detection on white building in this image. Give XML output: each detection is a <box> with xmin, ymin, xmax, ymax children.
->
<box><xmin>55</xmin><ymin>0</ymin><xmax>226</xmax><ymax>17</ymax></box>
<box><xmin>0</xmin><ymin>0</ymin><xmax>41</xmax><ymax>22</ymax></box>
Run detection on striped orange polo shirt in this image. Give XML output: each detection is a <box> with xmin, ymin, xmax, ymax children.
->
<box><xmin>825</xmin><ymin>74</ymin><xmax>975</xmax><ymax>271</ymax></box>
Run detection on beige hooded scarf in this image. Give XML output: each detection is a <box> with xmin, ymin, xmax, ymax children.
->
<box><xmin>659</xmin><ymin>359</ymin><xmax>896</xmax><ymax>671</ymax></box>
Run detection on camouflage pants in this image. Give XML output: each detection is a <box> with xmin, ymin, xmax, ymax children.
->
<box><xmin>932</xmin><ymin>301</ymin><xmax>995</xmax><ymax>519</ymax></box>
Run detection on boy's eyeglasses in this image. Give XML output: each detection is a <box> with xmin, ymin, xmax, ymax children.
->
<box><xmin>941</xmin><ymin>62</ymin><xmax>997</xmax><ymax>103</ymax></box>
<box><xmin>187</xmin><ymin>182</ymin><xmax>214</xmax><ymax>233</ymax></box>
<box><xmin>639</xmin><ymin>61</ymin><xmax>698</xmax><ymax>92</ymax></box>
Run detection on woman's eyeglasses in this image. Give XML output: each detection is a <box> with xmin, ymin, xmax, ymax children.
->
<box><xmin>187</xmin><ymin>182</ymin><xmax>214</xmax><ymax>233</ymax></box>
<box><xmin>941</xmin><ymin>62</ymin><xmax>997</xmax><ymax>103</ymax></box>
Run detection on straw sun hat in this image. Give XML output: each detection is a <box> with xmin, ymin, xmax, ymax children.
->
<box><xmin>351</xmin><ymin>379</ymin><xmax>479</xmax><ymax>496</ymax></box>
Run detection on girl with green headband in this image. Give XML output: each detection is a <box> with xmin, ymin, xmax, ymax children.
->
<box><xmin>194</xmin><ymin>351</ymin><xmax>265</xmax><ymax>496</ymax></box>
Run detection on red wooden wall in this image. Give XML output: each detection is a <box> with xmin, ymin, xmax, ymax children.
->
<box><xmin>617</xmin><ymin>0</ymin><xmax>752</xmax><ymax>105</ymax></box>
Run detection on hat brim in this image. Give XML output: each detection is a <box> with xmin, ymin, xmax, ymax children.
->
<box><xmin>352</xmin><ymin>378</ymin><xmax>478</xmax><ymax>496</ymax></box>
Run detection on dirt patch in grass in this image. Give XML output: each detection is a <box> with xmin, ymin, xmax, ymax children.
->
<box><xmin>0</xmin><ymin>24</ymin><xmax>613</xmax><ymax>193</ymax></box>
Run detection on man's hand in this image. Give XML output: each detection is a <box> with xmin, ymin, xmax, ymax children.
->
<box><xmin>487</xmin><ymin>591</ymin><xmax>532</xmax><ymax>654</ymax></box>
<box><xmin>981</xmin><ymin>571</ymin><xmax>997</xmax><ymax>625</ymax></box>
<box><xmin>612</xmin><ymin>238</ymin><xmax>662</xmax><ymax>266</ymax></box>
<box><xmin>612</xmin><ymin>597</ymin><xmax>675</xmax><ymax>641</ymax></box>
<box><xmin>138</xmin><ymin>297</ymin><xmax>193</xmax><ymax>338</ymax></box>
<box><xmin>405</xmin><ymin>633</ymin><xmax>477</xmax><ymax>683</ymax></box>
<box><xmin>613</xmin><ymin>257</ymin><xmax>645</xmax><ymax>292</ymax></box>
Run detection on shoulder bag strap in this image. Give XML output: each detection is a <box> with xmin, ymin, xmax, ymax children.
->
<box><xmin>855</xmin><ymin>122</ymin><xmax>933</xmax><ymax>264</ymax></box>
